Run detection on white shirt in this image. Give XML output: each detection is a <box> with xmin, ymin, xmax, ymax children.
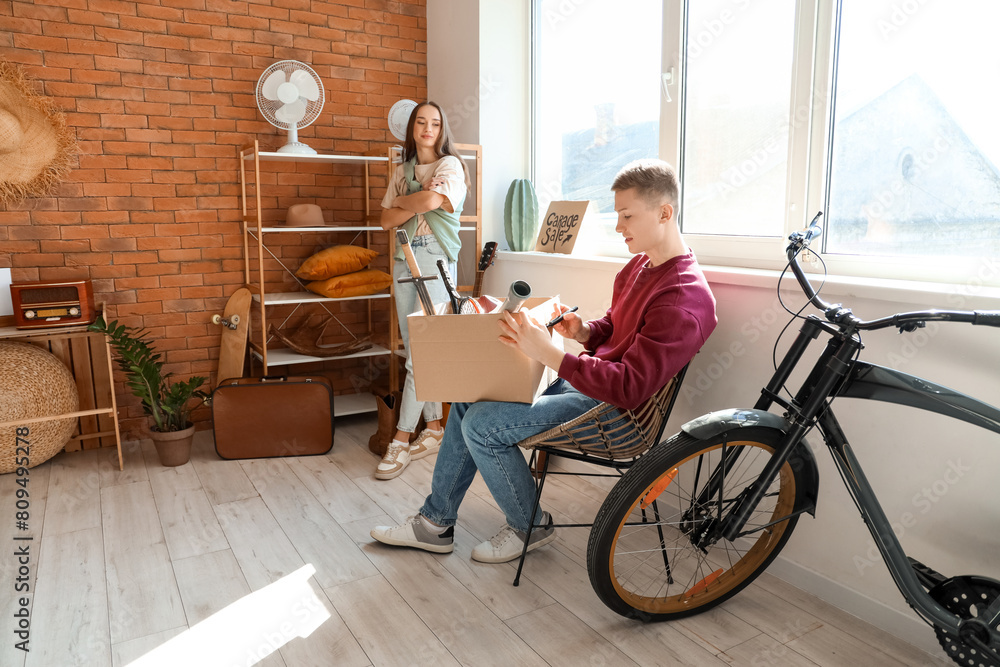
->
<box><xmin>381</xmin><ymin>155</ymin><xmax>467</xmax><ymax>236</ymax></box>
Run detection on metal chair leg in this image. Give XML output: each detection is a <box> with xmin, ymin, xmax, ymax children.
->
<box><xmin>513</xmin><ymin>449</ymin><xmax>551</xmax><ymax>586</ymax></box>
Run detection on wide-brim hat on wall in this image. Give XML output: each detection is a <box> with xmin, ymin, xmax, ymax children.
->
<box><xmin>0</xmin><ymin>60</ymin><xmax>77</xmax><ymax>207</ymax></box>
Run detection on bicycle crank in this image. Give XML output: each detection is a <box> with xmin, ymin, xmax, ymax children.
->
<box><xmin>929</xmin><ymin>575</ymin><xmax>1000</xmax><ymax>667</ymax></box>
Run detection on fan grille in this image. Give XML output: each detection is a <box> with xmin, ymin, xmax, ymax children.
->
<box><xmin>256</xmin><ymin>60</ymin><xmax>325</xmax><ymax>130</ymax></box>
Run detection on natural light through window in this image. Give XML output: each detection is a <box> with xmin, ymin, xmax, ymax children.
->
<box><xmin>534</xmin><ymin>0</ymin><xmax>662</xmax><ymax>255</ymax></box>
<box><xmin>825</xmin><ymin>0</ymin><xmax>1000</xmax><ymax>258</ymax></box>
<box><xmin>680</xmin><ymin>0</ymin><xmax>796</xmax><ymax>238</ymax></box>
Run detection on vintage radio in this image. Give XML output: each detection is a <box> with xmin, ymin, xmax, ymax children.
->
<box><xmin>10</xmin><ymin>280</ymin><xmax>97</xmax><ymax>329</ymax></box>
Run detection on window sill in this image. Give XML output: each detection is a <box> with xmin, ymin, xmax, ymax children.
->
<box><xmin>498</xmin><ymin>251</ymin><xmax>1000</xmax><ymax>309</ymax></box>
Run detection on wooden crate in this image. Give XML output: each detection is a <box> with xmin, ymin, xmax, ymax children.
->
<box><xmin>0</xmin><ymin>317</ymin><xmax>123</xmax><ymax>469</ymax></box>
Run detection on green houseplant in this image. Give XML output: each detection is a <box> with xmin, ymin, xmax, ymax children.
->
<box><xmin>89</xmin><ymin>315</ymin><xmax>209</xmax><ymax>466</ymax></box>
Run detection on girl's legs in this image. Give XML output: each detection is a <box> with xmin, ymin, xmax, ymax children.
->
<box><xmin>378</xmin><ymin>234</ymin><xmax>456</xmax><ymax>478</ymax></box>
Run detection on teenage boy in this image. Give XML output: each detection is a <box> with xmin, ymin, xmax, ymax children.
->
<box><xmin>371</xmin><ymin>158</ymin><xmax>717</xmax><ymax>563</ymax></box>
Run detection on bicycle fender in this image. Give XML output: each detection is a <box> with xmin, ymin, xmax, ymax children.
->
<box><xmin>681</xmin><ymin>409</ymin><xmax>820</xmax><ymax>517</ymax></box>
<box><xmin>681</xmin><ymin>409</ymin><xmax>790</xmax><ymax>440</ymax></box>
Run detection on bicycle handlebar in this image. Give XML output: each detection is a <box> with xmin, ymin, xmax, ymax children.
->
<box><xmin>785</xmin><ymin>214</ymin><xmax>1000</xmax><ymax>331</ymax></box>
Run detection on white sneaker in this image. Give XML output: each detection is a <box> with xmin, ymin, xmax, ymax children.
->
<box><xmin>471</xmin><ymin>512</ymin><xmax>555</xmax><ymax>564</ymax></box>
<box><xmin>375</xmin><ymin>440</ymin><xmax>410</xmax><ymax>480</ymax></box>
<box><xmin>371</xmin><ymin>515</ymin><xmax>454</xmax><ymax>554</ymax></box>
<box><xmin>409</xmin><ymin>428</ymin><xmax>444</xmax><ymax>460</ymax></box>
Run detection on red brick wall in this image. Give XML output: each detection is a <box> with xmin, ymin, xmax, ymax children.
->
<box><xmin>0</xmin><ymin>0</ymin><xmax>426</xmax><ymax>439</ymax></box>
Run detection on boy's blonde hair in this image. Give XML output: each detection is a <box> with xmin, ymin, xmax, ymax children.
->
<box><xmin>611</xmin><ymin>159</ymin><xmax>679</xmax><ymax>209</ymax></box>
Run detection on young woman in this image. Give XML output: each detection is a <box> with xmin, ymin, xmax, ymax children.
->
<box><xmin>376</xmin><ymin>101</ymin><xmax>470</xmax><ymax>480</ymax></box>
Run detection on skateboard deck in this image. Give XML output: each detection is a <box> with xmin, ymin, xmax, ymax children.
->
<box><xmin>214</xmin><ymin>287</ymin><xmax>252</xmax><ymax>384</ymax></box>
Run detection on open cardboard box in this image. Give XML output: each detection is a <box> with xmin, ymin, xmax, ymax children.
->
<box><xmin>407</xmin><ymin>296</ymin><xmax>560</xmax><ymax>404</ymax></box>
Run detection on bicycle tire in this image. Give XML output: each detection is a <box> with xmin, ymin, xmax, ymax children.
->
<box><xmin>587</xmin><ymin>428</ymin><xmax>807</xmax><ymax>621</ymax></box>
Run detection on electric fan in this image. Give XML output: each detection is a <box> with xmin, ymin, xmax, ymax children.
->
<box><xmin>256</xmin><ymin>61</ymin><xmax>325</xmax><ymax>155</ymax></box>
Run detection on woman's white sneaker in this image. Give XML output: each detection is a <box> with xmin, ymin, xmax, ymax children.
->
<box><xmin>375</xmin><ymin>440</ymin><xmax>410</xmax><ymax>480</ymax></box>
<box><xmin>409</xmin><ymin>428</ymin><xmax>444</xmax><ymax>460</ymax></box>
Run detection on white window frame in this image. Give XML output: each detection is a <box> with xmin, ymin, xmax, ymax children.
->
<box><xmin>534</xmin><ymin>0</ymin><xmax>1000</xmax><ymax>288</ymax></box>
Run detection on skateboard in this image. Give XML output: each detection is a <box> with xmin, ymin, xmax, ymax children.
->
<box><xmin>213</xmin><ymin>287</ymin><xmax>252</xmax><ymax>384</ymax></box>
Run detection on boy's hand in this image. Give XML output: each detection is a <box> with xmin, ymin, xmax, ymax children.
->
<box><xmin>498</xmin><ymin>311</ymin><xmax>565</xmax><ymax>371</ymax></box>
<box><xmin>550</xmin><ymin>305</ymin><xmax>590</xmax><ymax>345</ymax></box>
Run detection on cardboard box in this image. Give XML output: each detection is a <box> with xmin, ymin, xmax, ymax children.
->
<box><xmin>407</xmin><ymin>296</ymin><xmax>560</xmax><ymax>404</ymax></box>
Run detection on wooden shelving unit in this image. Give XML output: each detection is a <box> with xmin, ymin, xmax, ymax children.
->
<box><xmin>237</xmin><ymin>141</ymin><xmax>483</xmax><ymax>414</ymax></box>
<box><xmin>238</xmin><ymin>141</ymin><xmax>396</xmax><ymax>415</ymax></box>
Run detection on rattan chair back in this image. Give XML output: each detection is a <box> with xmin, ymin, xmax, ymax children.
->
<box><xmin>516</xmin><ymin>369</ymin><xmax>685</xmax><ymax>461</ymax></box>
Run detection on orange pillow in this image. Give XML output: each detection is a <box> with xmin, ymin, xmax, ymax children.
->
<box><xmin>306</xmin><ymin>269</ymin><xmax>393</xmax><ymax>298</ymax></box>
<box><xmin>295</xmin><ymin>245</ymin><xmax>379</xmax><ymax>281</ymax></box>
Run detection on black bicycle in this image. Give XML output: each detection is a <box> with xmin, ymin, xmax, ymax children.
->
<box><xmin>587</xmin><ymin>213</ymin><xmax>1000</xmax><ymax>666</ymax></box>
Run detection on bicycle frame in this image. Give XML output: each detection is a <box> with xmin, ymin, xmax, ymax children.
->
<box><xmin>726</xmin><ymin>313</ymin><xmax>1000</xmax><ymax>637</ymax></box>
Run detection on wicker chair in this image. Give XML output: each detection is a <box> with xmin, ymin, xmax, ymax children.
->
<box><xmin>511</xmin><ymin>364</ymin><xmax>689</xmax><ymax>585</ymax></box>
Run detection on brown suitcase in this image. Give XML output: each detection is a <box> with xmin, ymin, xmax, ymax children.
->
<box><xmin>212</xmin><ymin>375</ymin><xmax>334</xmax><ymax>460</ymax></box>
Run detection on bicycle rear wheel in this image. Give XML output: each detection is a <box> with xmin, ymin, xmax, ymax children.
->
<box><xmin>587</xmin><ymin>428</ymin><xmax>807</xmax><ymax>621</ymax></box>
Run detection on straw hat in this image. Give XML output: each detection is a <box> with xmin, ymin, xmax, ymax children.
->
<box><xmin>0</xmin><ymin>60</ymin><xmax>77</xmax><ymax>206</ymax></box>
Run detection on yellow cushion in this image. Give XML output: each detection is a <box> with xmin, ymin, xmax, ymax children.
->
<box><xmin>295</xmin><ymin>245</ymin><xmax>379</xmax><ymax>281</ymax></box>
<box><xmin>306</xmin><ymin>269</ymin><xmax>393</xmax><ymax>299</ymax></box>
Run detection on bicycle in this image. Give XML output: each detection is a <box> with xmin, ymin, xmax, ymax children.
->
<box><xmin>586</xmin><ymin>213</ymin><xmax>1000</xmax><ymax>666</ymax></box>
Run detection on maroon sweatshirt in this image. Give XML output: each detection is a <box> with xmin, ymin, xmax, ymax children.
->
<box><xmin>557</xmin><ymin>251</ymin><xmax>717</xmax><ymax>410</ymax></box>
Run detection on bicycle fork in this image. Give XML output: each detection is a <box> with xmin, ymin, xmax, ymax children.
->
<box><xmin>715</xmin><ymin>317</ymin><xmax>856</xmax><ymax>543</ymax></box>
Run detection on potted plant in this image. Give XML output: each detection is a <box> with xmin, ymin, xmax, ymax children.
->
<box><xmin>89</xmin><ymin>315</ymin><xmax>209</xmax><ymax>466</ymax></box>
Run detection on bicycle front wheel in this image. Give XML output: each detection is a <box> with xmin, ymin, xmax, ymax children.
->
<box><xmin>588</xmin><ymin>428</ymin><xmax>807</xmax><ymax>621</ymax></box>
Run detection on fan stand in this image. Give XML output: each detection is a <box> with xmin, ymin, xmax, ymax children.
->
<box><xmin>276</xmin><ymin>124</ymin><xmax>317</xmax><ymax>155</ymax></box>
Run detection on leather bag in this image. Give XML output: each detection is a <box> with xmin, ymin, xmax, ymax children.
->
<box><xmin>212</xmin><ymin>375</ymin><xmax>334</xmax><ymax>460</ymax></box>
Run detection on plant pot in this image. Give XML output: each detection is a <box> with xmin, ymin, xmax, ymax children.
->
<box><xmin>149</xmin><ymin>424</ymin><xmax>195</xmax><ymax>467</ymax></box>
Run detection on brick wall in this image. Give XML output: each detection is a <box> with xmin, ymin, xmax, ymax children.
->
<box><xmin>0</xmin><ymin>0</ymin><xmax>426</xmax><ymax>439</ymax></box>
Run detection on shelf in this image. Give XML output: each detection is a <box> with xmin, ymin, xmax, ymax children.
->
<box><xmin>244</xmin><ymin>151</ymin><xmax>389</xmax><ymax>164</ymax></box>
<box><xmin>250</xmin><ymin>226</ymin><xmax>384</xmax><ymax>233</ymax></box>
<box><xmin>333</xmin><ymin>392</ymin><xmax>377</xmax><ymax>416</ymax></box>
<box><xmin>252</xmin><ymin>343</ymin><xmax>393</xmax><ymax>366</ymax></box>
<box><xmin>254</xmin><ymin>291</ymin><xmax>391</xmax><ymax>306</ymax></box>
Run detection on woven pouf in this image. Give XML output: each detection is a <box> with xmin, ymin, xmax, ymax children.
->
<box><xmin>0</xmin><ymin>341</ymin><xmax>79</xmax><ymax>474</ymax></box>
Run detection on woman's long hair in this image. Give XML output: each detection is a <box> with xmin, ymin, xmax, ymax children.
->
<box><xmin>401</xmin><ymin>101</ymin><xmax>471</xmax><ymax>189</ymax></box>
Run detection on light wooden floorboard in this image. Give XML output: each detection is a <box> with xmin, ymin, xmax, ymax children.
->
<box><xmin>171</xmin><ymin>549</ymin><xmax>253</xmax><ymax>625</ymax></box>
<box><xmin>506</xmin><ymin>603</ymin><xmax>639</xmax><ymax>666</ymax></box>
<box><xmin>110</xmin><ymin>627</ymin><xmax>186</xmax><ymax>667</ymax></box>
<box><xmin>7</xmin><ymin>419</ymin><xmax>952</xmax><ymax>667</ymax></box>
<box><xmin>326</xmin><ymin>575</ymin><xmax>460</xmax><ymax>666</ymax></box>
<box><xmin>145</xmin><ymin>443</ymin><xmax>230</xmax><ymax>561</ymax></box>
<box><xmin>101</xmin><ymin>481</ymin><xmax>186</xmax><ymax>644</ymax></box>
<box><xmin>188</xmin><ymin>432</ymin><xmax>259</xmax><ymax>506</ymax></box>
<box><xmin>360</xmin><ymin>535</ymin><xmax>549</xmax><ymax>666</ymax></box>
<box><xmin>213</xmin><ymin>496</ymin><xmax>307</xmax><ymax>591</ymax></box>
<box><xmin>0</xmin><ymin>466</ymin><xmax>47</xmax><ymax>667</ymax></box>
<box><xmin>24</xmin><ymin>527</ymin><xmax>109</xmax><ymax>667</ymax></box>
<box><xmin>240</xmin><ymin>458</ymin><xmax>378</xmax><ymax>587</ymax></box>
<box><xmin>42</xmin><ymin>448</ymin><xmax>102</xmax><ymax>537</ymax></box>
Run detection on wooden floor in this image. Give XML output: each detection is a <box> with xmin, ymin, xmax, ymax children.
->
<box><xmin>1</xmin><ymin>414</ymin><xmax>952</xmax><ymax>667</ymax></box>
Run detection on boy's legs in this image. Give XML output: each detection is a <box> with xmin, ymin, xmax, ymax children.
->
<box><xmin>372</xmin><ymin>379</ymin><xmax>601</xmax><ymax>554</ymax></box>
<box><xmin>436</xmin><ymin>381</ymin><xmax>599</xmax><ymax>533</ymax></box>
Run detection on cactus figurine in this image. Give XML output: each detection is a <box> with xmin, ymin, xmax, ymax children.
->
<box><xmin>504</xmin><ymin>179</ymin><xmax>539</xmax><ymax>251</ymax></box>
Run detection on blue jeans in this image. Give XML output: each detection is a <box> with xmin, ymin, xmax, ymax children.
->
<box><xmin>393</xmin><ymin>234</ymin><xmax>456</xmax><ymax>434</ymax></box>
<box><xmin>419</xmin><ymin>379</ymin><xmax>604</xmax><ymax>532</ymax></box>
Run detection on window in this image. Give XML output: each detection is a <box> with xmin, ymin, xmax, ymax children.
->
<box><xmin>533</xmin><ymin>0</ymin><xmax>662</xmax><ymax>256</ymax></box>
<box><xmin>824</xmin><ymin>1</ymin><xmax>1000</xmax><ymax>260</ymax></box>
<box><xmin>681</xmin><ymin>1</ymin><xmax>797</xmax><ymax>238</ymax></box>
<box><xmin>532</xmin><ymin>0</ymin><xmax>1000</xmax><ymax>285</ymax></box>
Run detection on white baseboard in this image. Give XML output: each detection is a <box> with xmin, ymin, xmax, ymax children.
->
<box><xmin>767</xmin><ymin>555</ymin><xmax>942</xmax><ymax>656</ymax></box>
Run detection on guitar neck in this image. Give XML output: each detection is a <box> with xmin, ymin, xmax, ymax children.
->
<box><xmin>472</xmin><ymin>271</ymin><xmax>485</xmax><ymax>299</ymax></box>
